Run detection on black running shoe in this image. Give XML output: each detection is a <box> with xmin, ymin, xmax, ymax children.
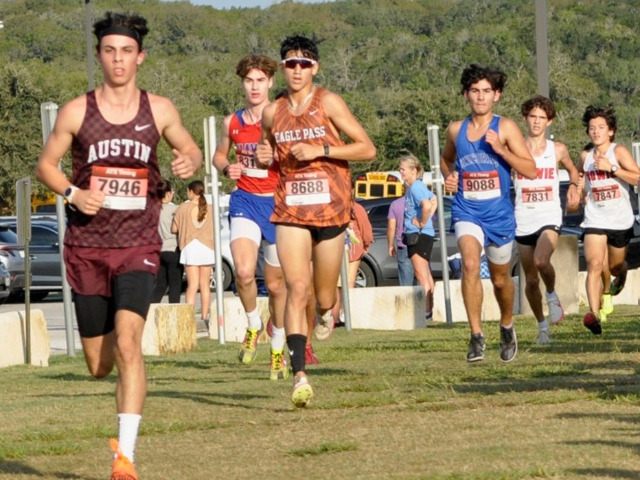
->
<box><xmin>610</xmin><ymin>272</ymin><xmax>627</xmax><ymax>296</ymax></box>
<box><xmin>467</xmin><ymin>333</ymin><xmax>486</xmax><ymax>362</ymax></box>
<box><xmin>499</xmin><ymin>325</ymin><xmax>518</xmax><ymax>363</ymax></box>
<box><xmin>583</xmin><ymin>312</ymin><xmax>602</xmax><ymax>335</ymax></box>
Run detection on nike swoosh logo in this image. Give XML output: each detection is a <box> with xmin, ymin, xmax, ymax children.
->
<box><xmin>309</xmin><ymin>109</ymin><xmax>318</xmax><ymax>115</ymax></box>
<box><xmin>135</xmin><ymin>124</ymin><xmax>152</xmax><ymax>131</ymax></box>
<box><xmin>289</xmin><ymin>350</ymin><xmax>294</xmax><ymax>356</ymax></box>
<box><xmin>143</xmin><ymin>258</ymin><xmax>157</xmax><ymax>267</ymax></box>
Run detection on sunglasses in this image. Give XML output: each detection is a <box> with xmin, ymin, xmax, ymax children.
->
<box><xmin>280</xmin><ymin>57</ymin><xmax>317</xmax><ymax>69</ymax></box>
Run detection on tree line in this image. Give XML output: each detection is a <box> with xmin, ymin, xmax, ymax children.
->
<box><xmin>1</xmin><ymin>0</ymin><xmax>639</xmax><ymax>212</ymax></box>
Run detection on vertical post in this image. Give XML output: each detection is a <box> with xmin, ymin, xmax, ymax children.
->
<box><xmin>535</xmin><ymin>0</ymin><xmax>549</xmax><ymax>98</ymax></box>
<box><xmin>85</xmin><ymin>0</ymin><xmax>94</xmax><ymax>90</ymax></box>
<box><xmin>41</xmin><ymin>103</ymin><xmax>76</xmax><ymax>355</ymax></box>
<box><xmin>340</xmin><ymin>245</ymin><xmax>352</xmax><ymax>331</ymax></box>
<box><xmin>16</xmin><ymin>178</ymin><xmax>31</xmax><ymax>364</ymax></box>
<box><xmin>204</xmin><ymin>116</ymin><xmax>225</xmax><ymax>344</ymax></box>
<box><xmin>427</xmin><ymin>125</ymin><xmax>452</xmax><ymax>325</ymax></box>
<box><xmin>535</xmin><ymin>0</ymin><xmax>550</xmax><ymax>139</ymax></box>
<box><xmin>40</xmin><ymin>102</ymin><xmax>76</xmax><ymax>356</ymax></box>
<box><xmin>632</xmin><ymin>142</ymin><xmax>640</xmax><ymax>204</ymax></box>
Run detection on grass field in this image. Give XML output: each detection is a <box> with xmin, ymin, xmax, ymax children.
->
<box><xmin>1</xmin><ymin>307</ymin><xmax>640</xmax><ymax>480</ymax></box>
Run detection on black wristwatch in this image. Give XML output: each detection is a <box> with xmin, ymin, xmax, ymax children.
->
<box><xmin>323</xmin><ymin>143</ymin><xmax>330</xmax><ymax>157</ymax></box>
<box><xmin>611</xmin><ymin>164</ymin><xmax>619</xmax><ymax>175</ymax></box>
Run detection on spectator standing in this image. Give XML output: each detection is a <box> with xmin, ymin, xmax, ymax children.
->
<box><xmin>399</xmin><ymin>155</ymin><xmax>437</xmax><ymax>320</ymax></box>
<box><xmin>172</xmin><ymin>180</ymin><xmax>214</xmax><ymax>329</ymax></box>
<box><xmin>152</xmin><ymin>179</ymin><xmax>183</xmax><ymax>304</ymax></box>
<box><xmin>387</xmin><ymin>193</ymin><xmax>415</xmax><ymax>286</ymax></box>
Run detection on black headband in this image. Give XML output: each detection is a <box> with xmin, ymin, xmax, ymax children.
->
<box><xmin>97</xmin><ymin>26</ymin><xmax>141</xmax><ymax>47</ymax></box>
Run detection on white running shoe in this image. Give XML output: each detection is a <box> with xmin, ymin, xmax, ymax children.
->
<box><xmin>546</xmin><ymin>292</ymin><xmax>564</xmax><ymax>325</ymax></box>
<box><xmin>314</xmin><ymin>311</ymin><xmax>334</xmax><ymax>341</ymax></box>
<box><xmin>536</xmin><ymin>329</ymin><xmax>551</xmax><ymax>345</ymax></box>
<box><xmin>291</xmin><ymin>373</ymin><xmax>313</xmax><ymax>408</ymax></box>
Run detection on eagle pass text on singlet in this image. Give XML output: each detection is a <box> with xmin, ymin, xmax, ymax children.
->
<box><xmin>270</xmin><ymin>87</ymin><xmax>352</xmax><ymax>227</ymax></box>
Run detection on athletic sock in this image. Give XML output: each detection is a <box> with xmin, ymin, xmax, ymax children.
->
<box><xmin>117</xmin><ymin>413</ymin><xmax>141</xmax><ymax>463</ymax></box>
<box><xmin>501</xmin><ymin>322</ymin><xmax>513</xmax><ymax>330</ymax></box>
<box><xmin>246</xmin><ymin>308</ymin><xmax>262</xmax><ymax>331</ymax></box>
<box><xmin>286</xmin><ymin>334</ymin><xmax>307</xmax><ymax>375</ymax></box>
<box><xmin>270</xmin><ymin>326</ymin><xmax>286</xmax><ymax>352</ymax></box>
<box><xmin>537</xmin><ymin>319</ymin><xmax>549</xmax><ymax>331</ymax></box>
<box><xmin>545</xmin><ymin>290</ymin><xmax>558</xmax><ymax>300</ymax></box>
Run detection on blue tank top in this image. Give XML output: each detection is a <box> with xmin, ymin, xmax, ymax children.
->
<box><xmin>451</xmin><ymin>115</ymin><xmax>515</xmax><ymax>246</ymax></box>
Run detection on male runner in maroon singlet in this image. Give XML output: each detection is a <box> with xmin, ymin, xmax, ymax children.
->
<box><xmin>36</xmin><ymin>12</ymin><xmax>202</xmax><ymax>480</ymax></box>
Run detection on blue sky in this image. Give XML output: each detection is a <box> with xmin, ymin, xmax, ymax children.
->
<box><xmin>161</xmin><ymin>0</ymin><xmax>336</xmax><ymax>9</ymax></box>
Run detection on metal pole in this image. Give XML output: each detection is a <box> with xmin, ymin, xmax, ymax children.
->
<box><xmin>204</xmin><ymin>116</ymin><xmax>225</xmax><ymax>344</ymax></box>
<box><xmin>85</xmin><ymin>0</ymin><xmax>94</xmax><ymax>90</ymax></box>
<box><xmin>535</xmin><ymin>0</ymin><xmax>551</xmax><ymax>139</ymax></box>
<box><xmin>427</xmin><ymin>125</ymin><xmax>452</xmax><ymax>325</ymax></box>
<box><xmin>40</xmin><ymin>102</ymin><xmax>75</xmax><ymax>356</ymax></box>
<box><xmin>16</xmin><ymin>178</ymin><xmax>31</xmax><ymax>364</ymax></box>
<box><xmin>632</xmin><ymin>142</ymin><xmax>640</xmax><ymax>203</ymax></box>
<box><xmin>340</xmin><ymin>245</ymin><xmax>352</xmax><ymax>331</ymax></box>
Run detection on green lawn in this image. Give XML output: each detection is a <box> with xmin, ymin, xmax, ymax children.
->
<box><xmin>2</xmin><ymin>307</ymin><xmax>640</xmax><ymax>480</ymax></box>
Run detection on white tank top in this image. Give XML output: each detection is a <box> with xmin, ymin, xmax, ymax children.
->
<box><xmin>581</xmin><ymin>143</ymin><xmax>634</xmax><ymax>230</ymax></box>
<box><xmin>514</xmin><ymin>140</ymin><xmax>562</xmax><ymax>236</ymax></box>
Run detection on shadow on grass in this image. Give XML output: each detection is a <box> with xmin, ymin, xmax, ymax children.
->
<box><xmin>0</xmin><ymin>460</ymin><xmax>101</xmax><ymax>480</ymax></box>
<box><xmin>148</xmin><ymin>389</ymin><xmax>272</xmax><ymax>409</ymax></box>
<box><xmin>570</xmin><ymin>468</ymin><xmax>640</xmax><ymax>479</ymax></box>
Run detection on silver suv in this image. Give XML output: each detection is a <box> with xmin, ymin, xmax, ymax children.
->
<box><xmin>0</xmin><ymin>225</ymin><xmax>26</xmax><ymax>298</ymax></box>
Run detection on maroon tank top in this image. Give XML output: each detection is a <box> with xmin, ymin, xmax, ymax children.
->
<box><xmin>66</xmin><ymin>89</ymin><xmax>162</xmax><ymax>248</ymax></box>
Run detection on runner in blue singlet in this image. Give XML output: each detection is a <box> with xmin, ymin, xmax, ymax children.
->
<box><xmin>440</xmin><ymin>64</ymin><xmax>536</xmax><ymax>364</ymax></box>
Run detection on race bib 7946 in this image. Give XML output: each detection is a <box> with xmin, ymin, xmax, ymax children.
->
<box><xmin>90</xmin><ymin>166</ymin><xmax>148</xmax><ymax>210</ymax></box>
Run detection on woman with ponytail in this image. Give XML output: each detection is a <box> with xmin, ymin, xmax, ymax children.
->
<box><xmin>172</xmin><ymin>180</ymin><xmax>214</xmax><ymax>327</ymax></box>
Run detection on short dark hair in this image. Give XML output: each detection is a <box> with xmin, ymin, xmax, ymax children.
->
<box><xmin>235</xmin><ymin>54</ymin><xmax>278</xmax><ymax>79</ymax></box>
<box><xmin>280</xmin><ymin>35</ymin><xmax>319</xmax><ymax>61</ymax></box>
<box><xmin>160</xmin><ymin>179</ymin><xmax>173</xmax><ymax>195</ymax></box>
<box><xmin>582</xmin><ymin>105</ymin><xmax>617</xmax><ymax>141</ymax></box>
<box><xmin>93</xmin><ymin>12</ymin><xmax>149</xmax><ymax>52</ymax></box>
<box><xmin>460</xmin><ymin>64</ymin><xmax>507</xmax><ymax>94</ymax></box>
<box><xmin>521</xmin><ymin>95</ymin><xmax>556</xmax><ymax>120</ymax></box>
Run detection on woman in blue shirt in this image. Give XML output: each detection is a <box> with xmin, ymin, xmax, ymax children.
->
<box><xmin>400</xmin><ymin>155</ymin><xmax>437</xmax><ymax>320</ymax></box>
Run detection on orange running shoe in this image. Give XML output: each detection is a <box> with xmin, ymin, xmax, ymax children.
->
<box><xmin>110</xmin><ymin>438</ymin><xmax>138</xmax><ymax>480</ymax></box>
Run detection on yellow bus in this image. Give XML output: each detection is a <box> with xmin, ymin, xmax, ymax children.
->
<box><xmin>31</xmin><ymin>192</ymin><xmax>57</xmax><ymax>213</ymax></box>
<box><xmin>354</xmin><ymin>172</ymin><xmax>403</xmax><ymax>200</ymax></box>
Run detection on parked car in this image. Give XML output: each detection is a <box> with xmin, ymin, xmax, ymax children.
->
<box><xmin>355</xmin><ymin>196</ymin><xmax>460</xmax><ymax>287</ymax></box>
<box><xmin>0</xmin><ymin>225</ymin><xmax>27</xmax><ymax>298</ymax></box>
<box><xmin>0</xmin><ymin>262</ymin><xmax>11</xmax><ymax>304</ymax></box>
<box><xmin>1</xmin><ymin>219</ymin><xmax>63</xmax><ymax>301</ymax></box>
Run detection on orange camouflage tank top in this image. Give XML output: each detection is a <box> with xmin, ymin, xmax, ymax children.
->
<box><xmin>270</xmin><ymin>86</ymin><xmax>351</xmax><ymax>227</ymax></box>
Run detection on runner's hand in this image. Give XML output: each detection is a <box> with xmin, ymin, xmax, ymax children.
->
<box><xmin>226</xmin><ymin>163</ymin><xmax>243</xmax><ymax>180</ymax></box>
<box><xmin>593</xmin><ymin>150</ymin><xmax>612</xmax><ymax>172</ymax></box>
<box><xmin>444</xmin><ymin>172</ymin><xmax>458</xmax><ymax>193</ymax></box>
<box><xmin>73</xmin><ymin>189</ymin><xmax>105</xmax><ymax>216</ymax></box>
<box><xmin>171</xmin><ymin>149</ymin><xmax>197</xmax><ymax>178</ymax></box>
<box><xmin>290</xmin><ymin>143</ymin><xmax>322</xmax><ymax>162</ymax></box>
<box><xmin>485</xmin><ymin>129</ymin><xmax>507</xmax><ymax>158</ymax></box>
<box><xmin>255</xmin><ymin>139</ymin><xmax>274</xmax><ymax>169</ymax></box>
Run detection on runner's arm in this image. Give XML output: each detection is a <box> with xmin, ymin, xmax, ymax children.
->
<box><xmin>555</xmin><ymin>141</ymin><xmax>580</xmax><ymax>209</ymax></box>
<box><xmin>35</xmin><ymin>97</ymin><xmax>106</xmax><ymax>215</ymax></box>
<box><xmin>154</xmin><ymin>96</ymin><xmax>203</xmax><ymax>178</ymax></box>
<box><xmin>487</xmin><ymin>117</ymin><xmax>536</xmax><ymax>179</ymax></box>
<box><xmin>212</xmin><ymin>114</ymin><xmax>242</xmax><ymax>180</ymax></box>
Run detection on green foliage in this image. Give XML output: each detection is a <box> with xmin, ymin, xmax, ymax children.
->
<box><xmin>1</xmin><ymin>0</ymin><xmax>640</xmax><ymax>212</ymax></box>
